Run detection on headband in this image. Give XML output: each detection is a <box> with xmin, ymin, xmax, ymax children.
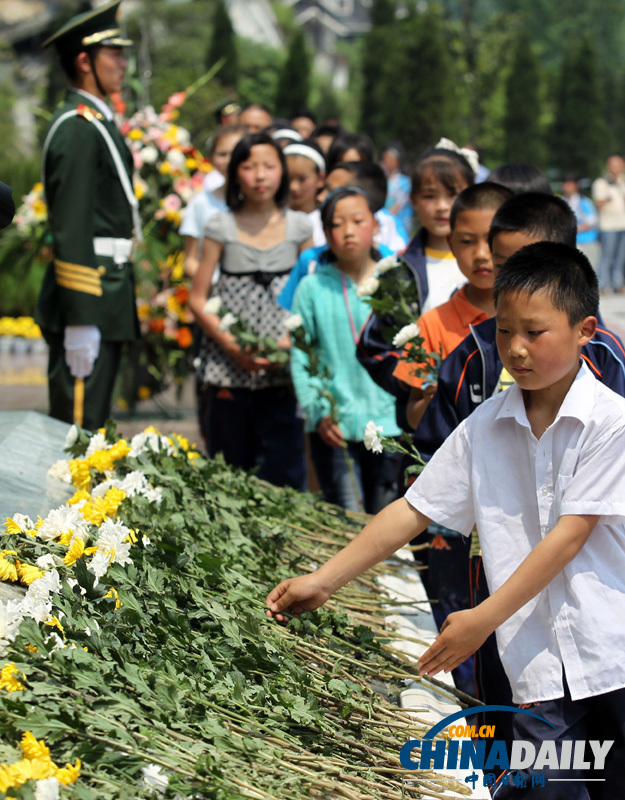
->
<box><xmin>434</xmin><ymin>137</ymin><xmax>480</xmax><ymax>175</ymax></box>
<box><xmin>271</xmin><ymin>129</ymin><xmax>303</xmax><ymax>143</ymax></box>
<box><xmin>283</xmin><ymin>143</ymin><xmax>326</xmax><ymax>172</ymax></box>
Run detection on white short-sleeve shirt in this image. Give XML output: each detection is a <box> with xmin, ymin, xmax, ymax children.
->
<box><xmin>405</xmin><ymin>360</ymin><xmax>625</xmax><ymax>704</ymax></box>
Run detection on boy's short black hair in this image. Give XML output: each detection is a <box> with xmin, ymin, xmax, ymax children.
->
<box><xmin>326</xmin><ymin>133</ymin><xmax>376</xmax><ymax>172</ymax></box>
<box><xmin>226</xmin><ymin>132</ymin><xmax>290</xmax><ymax>211</ymax></box>
<box><xmin>488</xmin><ymin>163</ymin><xmax>552</xmax><ymax>195</ymax></box>
<box><xmin>292</xmin><ymin>108</ymin><xmax>317</xmax><ymax>124</ymax></box>
<box><xmin>488</xmin><ymin>192</ymin><xmax>577</xmax><ymax>249</ymax></box>
<box><xmin>327</xmin><ymin>161</ymin><xmax>387</xmax><ymax>212</ymax></box>
<box><xmin>450</xmin><ymin>182</ymin><xmax>513</xmax><ymax>231</ymax></box>
<box><xmin>493</xmin><ymin>242</ymin><xmax>599</xmax><ymax>325</ymax></box>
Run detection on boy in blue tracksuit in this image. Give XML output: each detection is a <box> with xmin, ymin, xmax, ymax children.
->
<box><xmin>411</xmin><ymin>192</ymin><xmax>625</xmax><ymax>749</ymax></box>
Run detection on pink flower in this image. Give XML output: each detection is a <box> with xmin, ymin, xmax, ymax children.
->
<box><xmin>162</xmin><ymin>194</ymin><xmax>182</xmax><ymax>212</ymax></box>
<box><xmin>167</xmin><ymin>91</ymin><xmax>186</xmax><ymax>108</ymax></box>
<box><xmin>133</xmin><ymin>150</ymin><xmax>143</xmax><ymax>170</ymax></box>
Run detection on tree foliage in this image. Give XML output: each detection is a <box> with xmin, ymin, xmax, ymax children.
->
<box><xmin>275</xmin><ymin>28</ymin><xmax>311</xmax><ymax>119</ymax></box>
<box><xmin>549</xmin><ymin>38</ymin><xmax>605</xmax><ymax>177</ymax></box>
<box><xmin>502</xmin><ymin>28</ymin><xmax>544</xmax><ymax>166</ymax></box>
<box><xmin>206</xmin><ymin>0</ymin><xmax>239</xmax><ymax>90</ymax></box>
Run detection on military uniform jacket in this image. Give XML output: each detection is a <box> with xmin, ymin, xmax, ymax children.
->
<box><xmin>36</xmin><ymin>89</ymin><xmax>139</xmax><ymax>341</ymax></box>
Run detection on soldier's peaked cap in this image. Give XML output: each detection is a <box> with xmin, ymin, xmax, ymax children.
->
<box><xmin>43</xmin><ymin>1</ymin><xmax>133</xmax><ymax>53</ymax></box>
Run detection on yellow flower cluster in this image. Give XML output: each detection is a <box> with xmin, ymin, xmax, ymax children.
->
<box><xmin>0</xmin><ymin>732</ymin><xmax>81</xmax><ymax>794</ymax></box>
<box><xmin>68</xmin><ymin>440</ymin><xmax>131</xmax><ymax>490</ymax></box>
<box><xmin>3</xmin><ymin>518</ymin><xmax>36</xmax><ymax>537</ymax></box>
<box><xmin>0</xmin><ymin>551</ymin><xmax>42</xmax><ymax>585</ymax></box>
<box><xmin>87</xmin><ymin>440</ymin><xmax>131</xmax><ymax>473</ymax></box>
<box><xmin>80</xmin><ymin>487</ymin><xmax>127</xmax><ymax>527</ymax></box>
<box><xmin>0</xmin><ymin>663</ymin><xmax>25</xmax><ymax>692</ymax></box>
<box><xmin>0</xmin><ymin>317</ymin><xmax>42</xmax><ymax>339</ymax></box>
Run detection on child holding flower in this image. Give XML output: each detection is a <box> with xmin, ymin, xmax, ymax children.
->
<box><xmin>290</xmin><ymin>187</ymin><xmax>400</xmax><ymax>513</ymax></box>
<box><xmin>189</xmin><ymin>133</ymin><xmax>313</xmax><ymax>489</ymax></box>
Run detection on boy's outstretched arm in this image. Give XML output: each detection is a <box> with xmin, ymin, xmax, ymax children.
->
<box><xmin>417</xmin><ymin>513</ymin><xmax>599</xmax><ymax>677</ymax></box>
<box><xmin>266</xmin><ymin>498</ymin><xmax>431</xmax><ymax>621</ymax></box>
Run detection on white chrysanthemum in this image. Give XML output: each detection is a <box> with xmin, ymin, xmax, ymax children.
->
<box><xmin>176</xmin><ymin>127</ymin><xmax>191</xmax><ymax>146</ymax></box>
<box><xmin>7</xmin><ymin>513</ymin><xmax>34</xmax><ymax>532</ymax></box>
<box><xmin>284</xmin><ymin>313</ymin><xmax>303</xmax><ymax>331</ymax></box>
<box><xmin>86</xmin><ymin>432</ymin><xmax>109</xmax><ymax>457</ymax></box>
<box><xmin>35</xmin><ymin>777</ymin><xmax>60</xmax><ymax>800</ymax></box>
<box><xmin>119</xmin><ymin>471</ymin><xmax>150</xmax><ymax>497</ymax></box>
<box><xmin>203</xmin><ymin>296</ymin><xmax>222</xmax><ymax>315</ymax></box>
<box><xmin>64</xmin><ymin>424</ymin><xmax>79</xmax><ymax>448</ymax></box>
<box><xmin>91</xmin><ymin>477</ymin><xmax>122</xmax><ymax>497</ymax></box>
<box><xmin>45</xmin><ymin>631</ymin><xmax>66</xmax><ymax>652</ymax></box>
<box><xmin>218</xmin><ymin>311</ymin><xmax>237</xmax><ymax>332</ymax></box>
<box><xmin>88</xmin><ymin>519</ymin><xmax>133</xmax><ymax>581</ymax></box>
<box><xmin>363</xmin><ymin>421</ymin><xmax>384</xmax><ymax>454</ymax></box>
<box><xmin>38</xmin><ymin>505</ymin><xmax>84</xmax><ymax>542</ymax></box>
<box><xmin>144</xmin><ymin>488</ymin><xmax>163</xmax><ymax>505</ymax></box>
<box><xmin>140</xmin><ymin>145</ymin><xmax>159</xmax><ymax>164</ymax></box>
<box><xmin>142</xmin><ymin>535</ymin><xmax>151</xmax><ymax>547</ymax></box>
<box><xmin>375</xmin><ymin>255</ymin><xmax>400</xmax><ymax>274</ymax></box>
<box><xmin>356</xmin><ymin>276</ymin><xmax>380</xmax><ymax>298</ymax></box>
<box><xmin>142</xmin><ymin>764</ymin><xmax>169</xmax><ymax>794</ymax></box>
<box><xmin>128</xmin><ymin>432</ymin><xmax>175</xmax><ymax>458</ymax></box>
<box><xmin>392</xmin><ymin>322</ymin><xmax>420</xmax><ymax>348</ymax></box>
<box><xmin>36</xmin><ymin>553</ymin><xmax>57</xmax><ymax>570</ymax></box>
<box><xmin>47</xmin><ymin>460</ymin><xmax>72</xmax><ymax>484</ymax></box>
<box><xmin>166</xmin><ymin>148</ymin><xmax>186</xmax><ymax>168</ymax></box>
<box><xmin>0</xmin><ymin>600</ymin><xmax>24</xmax><ymax>657</ymax></box>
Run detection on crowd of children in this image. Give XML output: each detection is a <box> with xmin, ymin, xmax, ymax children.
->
<box><xmin>185</xmin><ymin>110</ymin><xmax>625</xmax><ymax>798</ymax></box>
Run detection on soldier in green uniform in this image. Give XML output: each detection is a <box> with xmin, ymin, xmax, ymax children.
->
<box><xmin>36</xmin><ymin>0</ymin><xmax>140</xmax><ymax>430</ymax></box>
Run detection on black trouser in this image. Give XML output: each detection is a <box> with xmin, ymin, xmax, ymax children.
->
<box><xmin>44</xmin><ymin>330</ymin><xmax>122</xmax><ymax>431</ymax></box>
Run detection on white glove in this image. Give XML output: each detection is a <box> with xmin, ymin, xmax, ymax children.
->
<box><xmin>64</xmin><ymin>325</ymin><xmax>101</xmax><ymax>379</ymax></box>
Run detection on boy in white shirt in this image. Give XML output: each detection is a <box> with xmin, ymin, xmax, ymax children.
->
<box><xmin>267</xmin><ymin>241</ymin><xmax>625</xmax><ymax>797</ymax></box>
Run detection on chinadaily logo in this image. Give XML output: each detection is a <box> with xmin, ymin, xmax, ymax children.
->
<box><xmin>399</xmin><ymin>706</ymin><xmax>614</xmax><ymax>792</ymax></box>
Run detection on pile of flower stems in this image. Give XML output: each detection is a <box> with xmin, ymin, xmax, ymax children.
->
<box><xmin>0</xmin><ymin>445</ymin><xmax>475</xmax><ymax>799</ymax></box>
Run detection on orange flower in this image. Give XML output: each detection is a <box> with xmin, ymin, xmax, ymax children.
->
<box><xmin>174</xmin><ymin>286</ymin><xmax>189</xmax><ymax>305</ymax></box>
<box><xmin>176</xmin><ymin>327</ymin><xmax>193</xmax><ymax>348</ymax></box>
<box><xmin>148</xmin><ymin>318</ymin><xmax>165</xmax><ymax>334</ymax></box>
<box><xmin>110</xmin><ymin>92</ymin><xmax>126</xmax><ymax>115</ymax></box>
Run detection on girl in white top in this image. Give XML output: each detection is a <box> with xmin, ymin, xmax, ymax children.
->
<box><xmin>284</xmin><ymin>140</ymin><xmax>327</xmax><ymax>246</ymax></box>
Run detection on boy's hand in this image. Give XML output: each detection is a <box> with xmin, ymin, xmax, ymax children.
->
<box><xmin>265</xmin><ymin>573</ymin><xmax>332</xmax><ymax>622</ymax></box>
<box><xmin>417</xmin><ymin>608</ymin><xmax>492</xmax><ymax>677</ymax></box>
<box><xmin>317</xmin><ymin>415</ymin><xmax>344</xmax><ymax>448</ymax></box>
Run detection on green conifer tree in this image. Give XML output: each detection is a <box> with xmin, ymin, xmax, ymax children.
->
<box><xmin>275</xmin><ymin>28</ymin><xmax>311</xmax><ymax>119</ymax></box>
<box><xmin>549</xmin><ymin>39</ymin><xmax>606</xmax><ymax>178</ymax></box>
<box><xmin>206</xmin><ymin>0</ymin><xmax>239</xmax><ymax>89</ymax></box>
<box><xmin>502</xmin><ymin>29</ymin><xmax>544</xmax><ymax>166</ymax></box>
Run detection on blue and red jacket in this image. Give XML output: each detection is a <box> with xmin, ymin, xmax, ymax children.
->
<box><xmin>413</xmin><ymin>314</ymin><xmax>625</xmax><ymax>462</ymax></box>
<box><xmin>356</xmin><ymin>228</ymin><xmax>429</xmax><ymax>400</ymax></box>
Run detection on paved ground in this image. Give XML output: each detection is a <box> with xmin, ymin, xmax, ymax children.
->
<box><xmin>2</xmin><ymin>292</ymin><xmax>625</xmax><ymax>440</ymax></box>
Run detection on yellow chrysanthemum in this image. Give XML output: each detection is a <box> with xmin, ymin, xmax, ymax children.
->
<box><xmin>54</xmin><ymin>758</ymin><xmax>81</xmax><ymax>785</ymax></box>
<box><xmin>158</xmin><ymin>161</ymin><xmax>171</xmax><ymax>175</ymax></box>
<box><xmin>4</xmin><ymin>518</ymin><xmax>23</xmax><ymax>535</ymax></box>
<box><xmin>103</xmin><ymin>587</ymin><xmax>122</xmax><ymax>609</ymax></box>
<box><xmin>79</xmin><ymin>497</ymin><xmax>109</xmax><ymax>526</ymax></box>
<box><xmin>185</xmin><ymin>157</ymin><xmax>197</xmax><ymax>170</ymax></box>
<box><xmin>69</xmin><ymin>459</ymin><xmax>91</xmax><ymax>491</ymax></box>
<box><xmin>187</xmin><ymin>451</ymin><xmax>201</xmax><ymax>461</ymax></box>
<box><xmin>24</xmin><ymin>644</ymin><xmax>37</xmax><ymax>654</ymax></box>
<box><xmin>128</xmin><ymin>128</ymin><xmax>144</xmax><ymax>140</ymax></box>
<box><xmin>68</xmin><ymin>489</ymin><xmax>91</xmax><ymax>506</ymax></box>
<box><xmin>134</xmin><ymin>182</ymin><xmax>145</xmax><ymax>200</ymax></box>
<box><xmin>137</xmin><ymin>386</ymin><xmax>151</xmax><ymax>400</ymax></box>
<box><xmin>104</xmin><ymin>487</ymin><xmax>126</xmax><ymax>516</ymax></box>
<box><xmin>58</xmin><ymin>530</ymin><xmax>73</xmax><ymax>546</ymax></box>
<box><xmin>144</xmin><ymin>425</ymin><xmax>161</xmax><ymax>435</ymax></box>
<box><xmin>64</xmin><ymin>537</ymin><xmax>85</xmax><ymax>566</ymax></box>
<box><xmin>137</xmin><ymin>301</ymin><xmax>151</xmax><ymax>321</ymax></box>
<box><xmin>169</xmin><ymin>433</ymin><xmax>190</xmax><ymax>451</ymax></box>
<box><xmin>16</xmin><ymin>561</ymin><xmax>43</xmax><ymax>586</ymax></box>
<box><xmin>0</xmin><ymin>551</ymin><xmax>18</xmax><ymax>582</ymax></box>
<box><xmin>86</xmin><ymin>439</ymin><xmax>129</xmax><ymax>473</ymax></box>
<box><xmin>0</xmin><ymin>663</ymin><xmax>25</xmax><ymax>692</ymax></box>
<box><xmin>20</xmin><ymin>732</ymin><xmax>50</xmax><ymax>761</ymax></box>
<box><xmin>45</xmin><ymin>616</ymin><xmax>64</xmax><ymax>635</ymax></box>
